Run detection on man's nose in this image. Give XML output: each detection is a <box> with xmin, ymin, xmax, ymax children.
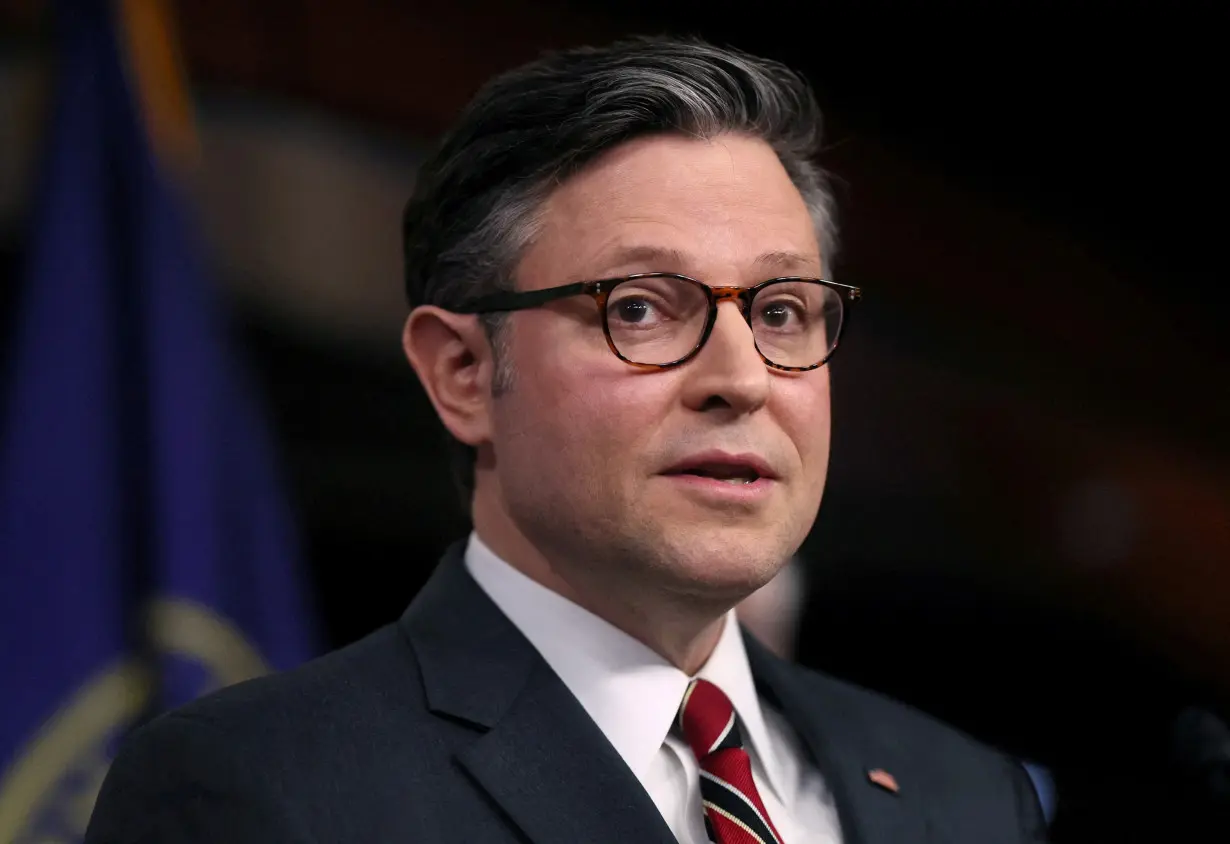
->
<box><xmin>679</xmin><ymin>300</ymin><xmax>771</xmax><ymax>415</ymax></box>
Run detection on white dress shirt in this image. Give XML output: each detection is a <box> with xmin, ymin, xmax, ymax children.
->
<box><xmin>465</xmin><ymin>533</ymin><xmax>844</xmax><ymax>844</ymax></box>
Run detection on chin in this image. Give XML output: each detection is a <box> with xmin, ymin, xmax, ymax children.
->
<box><xmin>650</xmin><ymin>529</ymin><xmax>790</xmax><ymax>599</ymax></box>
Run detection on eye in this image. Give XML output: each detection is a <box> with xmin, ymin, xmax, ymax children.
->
<box><xmin>606</xmin><ymin>277</ymin><xmax>707</xmax><ymax>335</ymax></box>
<box><xmin>612</xmin><ymin>296</ymin><xmax>657</xmax><ymax>325</ymax></box>
<box><xmin>757</xmin><ymin>298</ymin><xmax>806</xmax><ymax>329</ymax></box>
<box><xmin>607</xmin><ymin>281</ymin><xmax>687</xmax><ymax>328</ymax></box>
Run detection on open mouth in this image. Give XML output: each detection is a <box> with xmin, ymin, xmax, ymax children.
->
<box><xmin>669</xmin><ymin>463</ymin><xmax>763</xmax><ymax>485</ymax></box>
<box><xmin>661</xmin><ymin>451</ymin><xmax>776</xmax><ymax>491</ymax></box>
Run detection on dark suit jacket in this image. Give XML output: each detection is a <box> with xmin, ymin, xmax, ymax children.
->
<box><xmin>86</xmin><ymin>545</ymin><xmax>1046</xmax><ymax>843</ymax></box>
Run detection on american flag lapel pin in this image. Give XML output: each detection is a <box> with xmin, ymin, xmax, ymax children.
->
<box><xmin>867</xmin><ymin>768</ymin><xmax>899</xmax><ymax>794</ymax></box>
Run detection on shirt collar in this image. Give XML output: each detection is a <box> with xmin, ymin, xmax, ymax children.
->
<box><xmin>463</xmin><ymin>532</ymin><xmax>785</xmax><ymax>799</ymax></box>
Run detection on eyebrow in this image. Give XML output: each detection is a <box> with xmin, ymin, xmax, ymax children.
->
<box><xmin>594</xmin><ymin>244</ymin><xmax>821</xmax><ymax>277</ymax></box>
<box><xmin>754</xmin><ymin>250</ymin><xmax>822</xmax><ymax>274</ymax></box>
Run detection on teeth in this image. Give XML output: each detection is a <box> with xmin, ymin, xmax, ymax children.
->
<box><xmin>678</xmin><ymin>468</ymin><xmax>759</xmax><ymax>483</ymax></box>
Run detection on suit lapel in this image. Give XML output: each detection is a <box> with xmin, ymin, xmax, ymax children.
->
<box><xmin>744</xmin><ymin>633</ymin><xmax>929</xmax><ymax>844</ymax></box>
<box><xmin>457</xmin><ymin>658</ymin><xmax>678</xmax><ymax>844</ymax></box>
<box><xmin>399</xmin><ymin>545</ymin><xmax>676</xmax><ymax>844</ymax></box>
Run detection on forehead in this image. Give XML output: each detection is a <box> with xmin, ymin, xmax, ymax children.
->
<box><xmin>519</xmin><ymin>133</ymin><xmax>822</xmax><ymax>286</ymax></box>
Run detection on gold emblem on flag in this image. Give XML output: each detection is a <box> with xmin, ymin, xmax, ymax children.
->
<box><xmin>0</xmin><ymin>599</ymin><xmax>272</xmax><ymax>843</ymax></box>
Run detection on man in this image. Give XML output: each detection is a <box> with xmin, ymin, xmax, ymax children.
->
<box><xmin>87</xmin><ymin>37</ymin><xmax>1046</xmax><ymax>843</ymax></box>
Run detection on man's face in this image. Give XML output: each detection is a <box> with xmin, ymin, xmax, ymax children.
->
<box><xmin>485</xmin><ymin>133</ymin><xmax>831</xmax><ymax>601</ymax></box>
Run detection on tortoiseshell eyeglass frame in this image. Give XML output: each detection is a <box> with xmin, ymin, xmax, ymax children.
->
<box><xmin>451</xmin><ymin>272</ymin><xmax>862</xmax><ymax>372</ymax></box>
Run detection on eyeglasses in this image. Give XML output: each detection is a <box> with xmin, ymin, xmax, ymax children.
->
<box><xmin>453</xmin><ymin>273</ymin><xmax>862</xmax><ymax>371</ymax></box>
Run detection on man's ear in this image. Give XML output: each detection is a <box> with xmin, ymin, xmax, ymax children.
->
<box><xmin>402</xmin><ymin>306</ymin><xmax>495</xmax><ymax>448</ymax></box>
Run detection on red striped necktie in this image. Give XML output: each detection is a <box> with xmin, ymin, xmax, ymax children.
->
<box><xmin>677</xmin><ymin>678</ymin><xmax>786</xmax><ymax>844</ymax></box>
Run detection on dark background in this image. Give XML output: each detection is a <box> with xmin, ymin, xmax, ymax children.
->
<box><xmin>3</xmin><ymin>0</ymin><xmax>1228</xmax><ymax>838</ymax></box>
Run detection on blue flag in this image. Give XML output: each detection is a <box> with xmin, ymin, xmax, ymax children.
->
<box><xmin>0</xmin><ymin>2</ymin><xmax>317</xmax><ymax>840</ymax></box>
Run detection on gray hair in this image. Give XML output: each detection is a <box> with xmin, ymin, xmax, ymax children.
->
<box><xmin>402</xmin><ymin>35</ymin><xmax>838</xmax><ymax>506</ymax></box>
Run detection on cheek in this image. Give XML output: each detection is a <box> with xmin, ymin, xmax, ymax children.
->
<box><xmin>497</xmin><ymin>349</ymin><xmax>671</xmax><ymax>496</ymax></box>
<box><xmin>777</xmin><ymin>374</ymin><xmax>832</xmax><ymax>478</ymax></box>
<box><xmin>532</xmin><ymin>314</ymin><xmax>671</xmax><ymax>430</ymax></box>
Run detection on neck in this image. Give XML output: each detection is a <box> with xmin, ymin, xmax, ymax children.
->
<box><xmin>471</xmin><ymin>494</ymin><xmax>728</xmax><ymax>674</ymax></box>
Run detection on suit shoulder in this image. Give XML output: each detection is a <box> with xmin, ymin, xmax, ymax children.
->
<box><xmin>87</xmin><ymin>683</ymin><xmax>325</xmax><ymax>843</ymax></box>
<box><xmin>781</xmin><ymin>664</ymin><xmax>1045</xmax><ymax>838</ymax></box>
<box><xmin>786</xmin><ymin>661</ymin><xmax>1020</xmax><ymax>771</ymax></box>
<box><xmin>145</xmin><ymin>621</ymin><xmax>424</xmax><ymax>753</ymax></box>
<box><xmin>90</xmin><ymin>624</ymin><xmax>443</xmax><ymax>842</ymax></box>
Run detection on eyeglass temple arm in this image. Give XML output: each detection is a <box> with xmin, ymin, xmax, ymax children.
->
<box><xmin>453</xmin><ymin>281</ymin><xmax>594</xmax><ymax>314</ymax></box>
<box><xmin>835</xmin><ymin>282</ymin><xmax>862</xmax><ymax>301</ymax></box>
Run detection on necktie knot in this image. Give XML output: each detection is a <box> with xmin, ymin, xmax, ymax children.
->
<box><xmin>678</xmin><ymin>678</ymin><xmax>744</xmax><ymax>761</ymax></box>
